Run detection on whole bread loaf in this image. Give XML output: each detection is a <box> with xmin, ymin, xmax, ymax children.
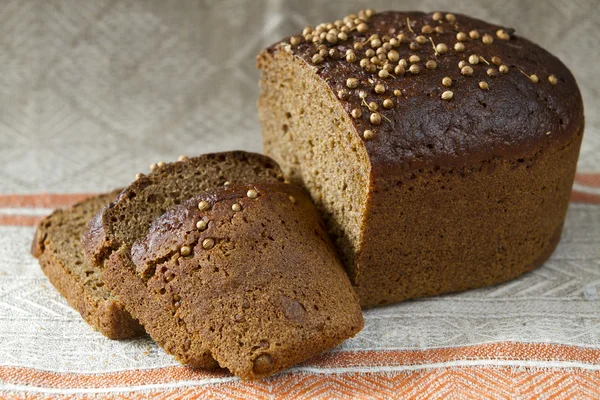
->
<box><xmin>113</xmin><ymin>182</ymin><xmax>362</xmax><ymax>379</ymax></box>
<box><xmin>32</xmin><ymin>192</ymin><xmax>144</xmax><ymax>339</ymax></box>
<box><xmin>258</xmin><ymin>10</ymin><xmax>584</xmax><ymax>307</ymax></box>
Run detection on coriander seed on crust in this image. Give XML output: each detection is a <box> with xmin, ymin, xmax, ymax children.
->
<box><xmin>441</xmin><ymin>90</ymin><xmax>453</xmax><ymax>100</ymax></box>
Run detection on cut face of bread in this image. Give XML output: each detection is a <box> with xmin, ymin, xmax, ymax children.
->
<box><xmin>32</xmin><ymin>192</ymin><xmax>144</xmax><ymax>339</ymax></box>
<box><xmin>258</xmin><ymin>50</ymin><xmax>371</xmax><ymax>281</ymax></box>
<box><xmin>258</xmin><ymin>11</ymin><xmax>584</xmax><ymax>307</ymax></box>
<box><xmin>113</xmin><ymin>182</ymin><xmax>362</xmax><ymax>380</ymax></box>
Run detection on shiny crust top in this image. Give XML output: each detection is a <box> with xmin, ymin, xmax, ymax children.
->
<box><xmin>266</xmin><ymin>10</ymin><xmax>584</xmax><ymax>170</ymax></box>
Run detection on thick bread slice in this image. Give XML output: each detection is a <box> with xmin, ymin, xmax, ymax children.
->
<box><xmin>115</xmin><ymin>182</ymin><xmax>363</xmax><ymax>379</ymax></box>
<box><xmin>32</xmin><ymin>192</ymin><xmax>144</xmax><ymax>339</ymax></box>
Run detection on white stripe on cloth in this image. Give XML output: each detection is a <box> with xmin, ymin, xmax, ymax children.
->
<box><xmin>573</xmin><ymin>182</ymin><xmax>600</xmax><ymax>195</ymax></box>
<box><xmin>0</xmin><ymin>208</ymin><xmax>53</xmax><ymax>216</ymax></box>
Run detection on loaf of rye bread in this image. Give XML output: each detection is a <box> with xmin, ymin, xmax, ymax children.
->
<box><xmin>120</xmin><ymin>182</ymin><xmax>362</xmax><ymax>379</ymax></box>
<box><xmin>31</xmin><ymin>192</ymin><xmax>144</xmax><ymax>339</ymax></box>
<box><xmin>258</xmin><ymin>10</ymin><xmax>584</xmax><ymax>307</ymax></box>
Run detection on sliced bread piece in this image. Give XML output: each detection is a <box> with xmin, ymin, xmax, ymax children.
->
<box><xmin>109</xmin><ymin>182</ymin><xmax>363</xmax><ymax>379</ymax></box>
<box><xmin>32</xmin><ymin>192</ymin><xmax>144</xmax><ymax>339</ymax></box>
<box><xmin>81</xmin><ymin>151</ymin><xmax>284</xmax><ymax>359</ymax></box>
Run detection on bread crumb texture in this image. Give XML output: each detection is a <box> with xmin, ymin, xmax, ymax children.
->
<box><xmin>32</xmin><ymin>191</ymin><xmax>144</xmax><ymax>339</ymax></box>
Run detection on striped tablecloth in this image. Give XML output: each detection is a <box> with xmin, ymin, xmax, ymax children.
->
<box><xmin>1</xmin><ymin>1</ymin><xmax>598</xmax><ymax>398</ymax></box>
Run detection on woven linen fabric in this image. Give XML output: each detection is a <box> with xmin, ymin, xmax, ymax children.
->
<box><xmin>1</xmin><ymin>0</ymin><xmax>599</xmax><ymax>398</ymax></box>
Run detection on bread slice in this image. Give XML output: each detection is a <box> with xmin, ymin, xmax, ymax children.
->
<box><xmin>107</xmin><ymin>182</ymin><xmax>363</xmax><ymax>379</ymax></box>
<box><xmin>81</xmin><ymin>152</ymin><xmax>284</xmax><ymax>359</ymax></box>
<box><xmin>32</xmin><ymin>192</ymin><xmax>144</xmax><ymax>339</ymax></box>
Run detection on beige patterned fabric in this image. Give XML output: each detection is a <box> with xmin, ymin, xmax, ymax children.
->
<box><xmin>0</xmin><ymin>0</ymin><xmax>598</xmax><ymax>194</ymax></box>
<box><xmin>1</xmin><ymin>1</ymin><xmax>599</xmax><ymax>397</ymax></box>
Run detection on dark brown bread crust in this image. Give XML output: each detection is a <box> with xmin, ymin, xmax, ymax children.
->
<box><xmin>264</xmin><ymin>11</ymin><xmax>583</xmax><ymax>170</ymax></box>
<box><xmin>103</xmin><ymin>182</ymin><xmax>363</xmax><ymax>379</ymax></box>
<box><xmin>32</xmin><ymin>192</ymin><xmax>144</xmax><ymax>339</ymax></box>
<box><xmin>258</xmin><ymin>10</ymin><xmax>584</xmax><ymax>307</ymax></box>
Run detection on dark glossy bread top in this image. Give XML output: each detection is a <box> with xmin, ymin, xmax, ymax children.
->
<box><xmin>266</xmin><ymin>10</ymin><xmax>584</xmax><ymax>170</ymax></box>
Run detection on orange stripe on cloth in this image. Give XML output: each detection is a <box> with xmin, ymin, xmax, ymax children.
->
<box><xmin>310</xmin><ymin>342</ymin><xmax>600</xmax><ymax>368</ymax></box>
<box><xmin>0</xmin><ymin>215</ymin><xmax>44</xmax><ymax>227</ymax></box>
<box><xmin>574</xmin><ymin>173</ymin><xmax>600</xmax><ymax>187</ymax></box>
<box><xmin>571</xmin><ymin>191</ymin><xmax>600</xmax><ymax>204</ymax></box>
<box><xmin>1</xmin><ymin>367</ymin><xmax>599</xmax><ymax>399</ymax></box>
<box><xmin>0</xmin><ymin>343</ymin><xmax>598</xmax><ymax>390</ymax></box>
<box><xmin>0</xmin><ymin>193</ymin><xmax>94</xmax><ymax>208</ymax></box>
<box><xmin>148</xmin><ymin>369</ymin><xmax>600</xmax><ymax>400</ymax></box>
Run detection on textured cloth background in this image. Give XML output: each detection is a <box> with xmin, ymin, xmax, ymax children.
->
<box><xmin>0</xmin><ymin>0</ymin><xmax>599</xmax><ymax>398</ymax></box>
